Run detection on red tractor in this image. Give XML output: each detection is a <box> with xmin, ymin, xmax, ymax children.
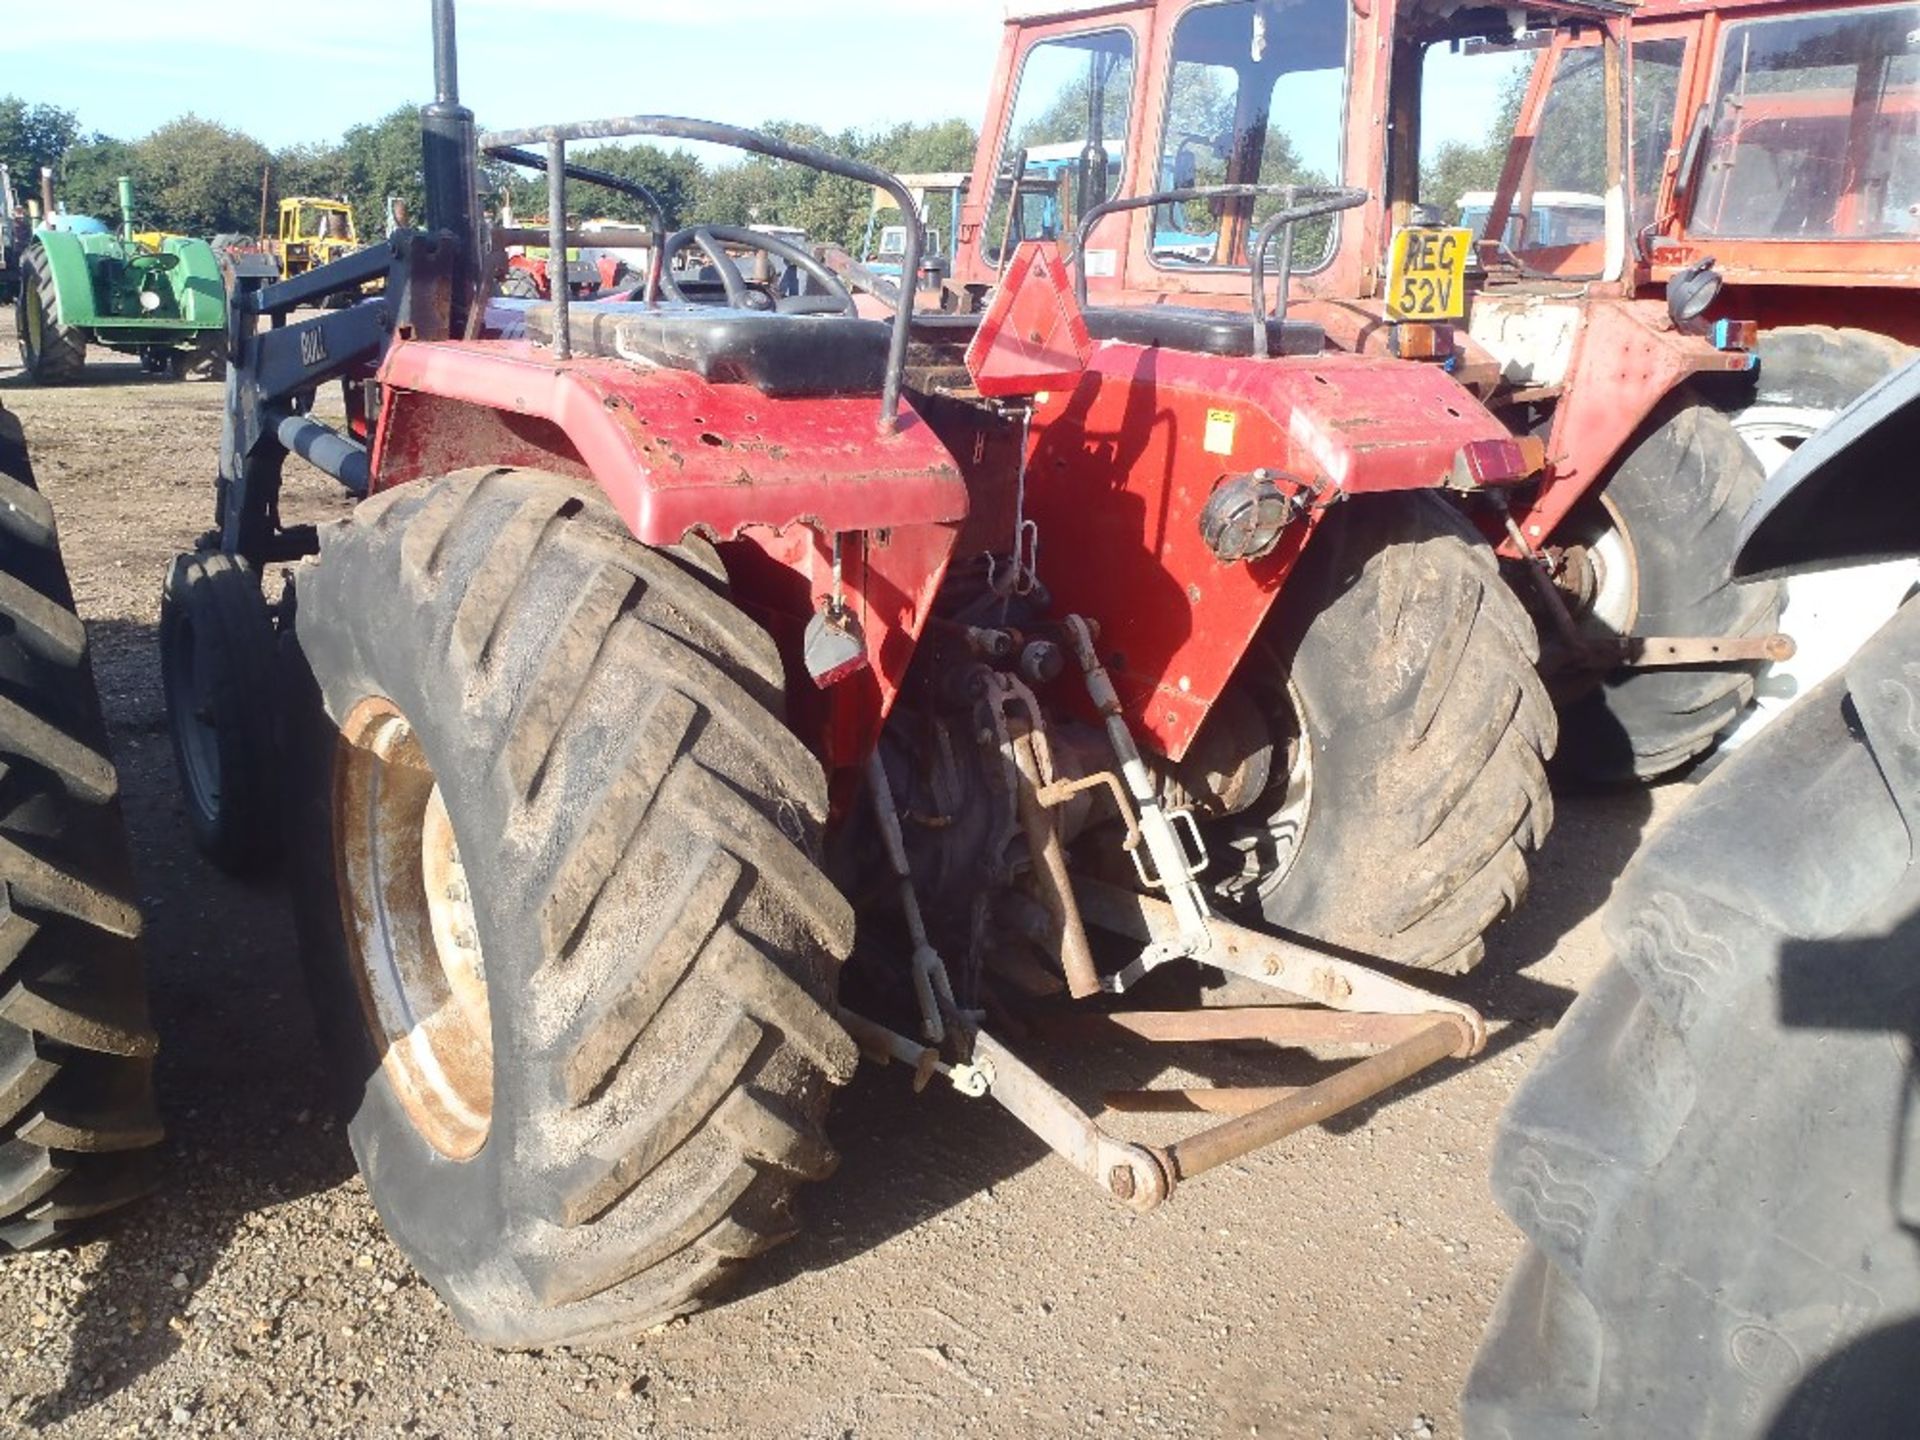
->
<box><xmin>944</xmin><ymin>0</ymin><xmax>1792</xmax><ymax>782</ymax></box>
<box><xmin>158</xmin><ymin>0</ymin><xmax>1577</xmax><ymax>1347</ymax></box>
<box><xmin>1466</xmin><ymin>0</ymin><xmax>1920</xmax><ymax>745</ymax></box>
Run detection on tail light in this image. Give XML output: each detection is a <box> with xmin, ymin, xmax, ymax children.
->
<box><xmin>1449</xmin><ymin>435</ymin><xmax>1545</xmax><ymax>488</ymax></box>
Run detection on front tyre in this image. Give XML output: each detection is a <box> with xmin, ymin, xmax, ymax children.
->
<box><xmin>1211</xmin><ymin>493</ymin><xmax>1556</xmax><ymax>974</ymax></box>
<box><xmin>284</xmin><ymin>468</ymin><xmax>857</xmax><ymax>1348</ymax></box>
<box><xmin>160</xmin><ymin>552</ymin><xmax>283</xmax><ymax>876</ymax></box>
<box><xmin>1554</xmin><ymin>395</ymin><xmax>1781</xmax><ymax>782</ymax></box>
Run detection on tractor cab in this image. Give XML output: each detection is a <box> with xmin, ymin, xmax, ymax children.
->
<box><xmin>949</xmin><ymin>0</ymin><xmax>1646</xmax><ymax>330</ymax></box>
<box><xmin>1467</xmin><ymin>0</ymin><xmax>1920</xmax><ymax>338</ymax></box>
<box><xmin>282</xmin><ymin>198</ymin><xmax>357</xmax><ymax>246</ymax></box>
<box><xmin>276</xmin><ymin>196</ymin><xmax>359</xmax><ymax>277</ymax></box>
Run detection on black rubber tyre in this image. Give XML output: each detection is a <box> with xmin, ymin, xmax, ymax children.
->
<box><xmin>283</xmin><ymin>467</ymin><xmax>857</xmax><ymax>1348</ymax></box>
<box><xmin>1555</xmin><ymin>395</ymin><xmax>1782</xmax><ymax>782</ymax></box>
<box><xmin>15</xmin><ymin>245</ymin><xmax>86</xmax><ymax>386</ymax></box>
<box><xmin>1212</xmin><ymin>493</ymin><xmax>1556</xmax><ymax>974</ymax></box>
<box><xmin>500</xmin><ymin>266</ymin><xmax>543</xmax><ymax>300</ymax></box>
<box><xmin>0</xmin><ymin>402</ymin><xmax>160</xmax><ymax>1249</ymax></box>
<box><xmin>159</xmin><ymin>552</ymin><xmax>283</xmax><ymax>876</ymax></box>
<box><xmin>1727</xmin><ymin>325</ymin><xmax>1916</xmax><ymax>476</ymax></box>
<box><xmin>1465</xmin><ymin>595</ymin><xmax>1920</xmax><ymax>1439</ymax></box>
<box><xmin>164</xmin><ymin>345</ymin><xmax>226</xmax><ymax>383</ymax></box>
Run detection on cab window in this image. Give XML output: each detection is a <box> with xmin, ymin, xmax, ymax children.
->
<box><xmin>1690</xmin><ymin>3</ymin><xmax>1920</xmax><ymax>239</ymax></box>
<box><xmin>983</xmin><ymin>30</ymin><xmax>1136</xmax><ymax>265</ymax></box>
<box><xmin>1151</xmin><ymin>0</ymin><xmax>1350</xmax><ymax>271</ymax></box>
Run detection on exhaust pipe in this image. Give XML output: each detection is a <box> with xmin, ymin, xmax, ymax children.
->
<box><xmin>421</xmin><ymin>0</ymin><xmax>480</xmax><ymax>331</ymax></box>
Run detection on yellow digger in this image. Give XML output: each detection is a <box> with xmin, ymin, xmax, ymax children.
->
<box><xmin>272</xmin><ymin>196</ymin><xmax>358</xmax><ymax>278</ymax></box>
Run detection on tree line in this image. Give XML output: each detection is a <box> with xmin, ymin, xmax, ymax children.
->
<box><xmin>0</xmin><ymin>96</ymin><xmax>978</xmax><ymax>249</ymax></box>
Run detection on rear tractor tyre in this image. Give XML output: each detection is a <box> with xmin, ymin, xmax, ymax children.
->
<box><xmin>15</xmin><ymin>245</ymin><xmax>86</xmax><ymax>386</ymax></box>
<box><xmin>1465</xmin><ymin>597</ymin><xmax>1920</xmax><ymax>1439</ymax></box>
<box><xmin>1716</xmin><ymin>325</ymin><xmax>1920</xmax><ymax>752</ymax></box>
<box><xmin>1210</xmin><ymin>493</ymin><xmax>1557</xmax><ymax>975</ymax></box>
<box><xmin>284</xmin><ymin>467</ymin><xmax>857</xmax><ymax>1348</ymax></box>
<box><xmin>0</xmin><ymin>402</ymin><xmax>160</xmax><ymax>1248</ymax></box>
<box><xmin>1728</xmin><ymin>325</ymin><xmax>1916</xmax><ymax>475</ymax></box>
<box><xmin>160</xmin><ymin>552</ymin><xmax>284</xmax><ymax>877</ymax></box>
<box><xmin>1553</xmin><ymin>394</ymin><xmax>1781</xmax><ymax>783</ymax></box>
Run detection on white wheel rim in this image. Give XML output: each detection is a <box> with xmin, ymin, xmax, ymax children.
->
<box><xmin>1219</xmin><ymin>678</ymin><xmax>1314</xmax><ymax>904</ymax></box>
<box><xmin>1733</xmin><ymin>404</ymin><xmax>1828</xmax><ymax>477</ymax></box>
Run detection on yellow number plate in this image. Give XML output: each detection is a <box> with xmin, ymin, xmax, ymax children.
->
<box><xmin>1386</xmin><ymin>226</ymin><xmax>1471</xmax><ymax>321</ymax></box>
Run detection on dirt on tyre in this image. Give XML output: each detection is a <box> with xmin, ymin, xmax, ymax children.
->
<box><xmin>0</xmin><ymin>402</ymin><xmax>160</xmax><ymax>1248</ymax></box>
<box><xmin>1209</xmin><ymin>493</ymin><xmax>1556</xmax><ymax>974</ymax></box>
<box><xmin>159</xmin><ymin>551</ymin><xmax>283</xmax><ymax>876</ymax></box>
<box><xmin>15</xmin><ymin>244</ymin><xmax>87</xmax><ymax>386</ymax></box>
<box><xmin>283</xmin><ymin>467</ymin><xmax>858</xmax><ymax>1348</ymax></box>
<box><xmin>1465</xmin><ymin>597</ymin><xmax>1920</xmax><ymax>1439</ymax></box>
<box><xmin>1553</xmin><ymin>394</ymin><xmax>1782</xmax><ymax>782</ymax></box>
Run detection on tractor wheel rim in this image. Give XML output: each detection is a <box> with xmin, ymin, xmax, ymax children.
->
<box><xmin>1221</xmin><ymin>677</ymin><xmax>1314</xmax><ymax>905</ymax></box>
<box><xmin>163</xmin><ymin>615</ymin><xmax>223</xmax><ymax>815</ymax></box>
<box><xmin>24</xmin><ymin>281</ymin><xmax>43</xmax><ymax>357</ymax></box>
<box><xmin>1557</xmin><ymin>492</ymin><xmax>1639</xmax><ymax>638</ymax></box>
<box><xmin>1733</xmin><ymin>405</ymin><xmax>1825</xmax><ymax>478</ymax></box>
<box><xmin>335</xmin><ymin>697</ymin><xmax>493</xmax><ymax>1160</ymax></box>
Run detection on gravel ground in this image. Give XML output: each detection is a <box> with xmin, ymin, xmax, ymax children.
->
<box><xmin>0</xmin><ymin>311</ymin><xmax>1689</xmax><ymax>1439</ymax></box>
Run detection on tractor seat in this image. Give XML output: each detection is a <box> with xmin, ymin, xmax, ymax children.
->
<box><xmin>522</xmin><ymin>301</ymin><xmax>891</xmax><ymax>397</ymax></box>
<box><xmin>1083</xmin><ymin>305</ymin><xmax>1325</xmax><ymax>358</ymax></box>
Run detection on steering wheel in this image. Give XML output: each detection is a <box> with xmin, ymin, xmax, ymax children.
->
<box><xmin>657</xmin><ymin>225</ymin><xmax>856</xmax><ymax>315</ymax></box>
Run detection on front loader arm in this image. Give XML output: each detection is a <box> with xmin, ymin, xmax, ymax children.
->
<box><xmin>217</xmin><ymin>229</ymin><xmax>463</xmax><ymax>562</ymax></box>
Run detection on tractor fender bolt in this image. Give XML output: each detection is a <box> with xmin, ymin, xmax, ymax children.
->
<box><xmin>1107</xmin><ymin>1164</ymin><xmax>1137</xmax><ymax>1201</ymax></box>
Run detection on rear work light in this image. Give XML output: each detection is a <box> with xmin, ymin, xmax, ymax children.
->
<box><xmin>1449</xmin><ymin>435</ymin><xmax>1545</xmax><ymax>489</ymax></box>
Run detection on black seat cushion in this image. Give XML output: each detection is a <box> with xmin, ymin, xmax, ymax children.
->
<box><xmin>1083</xmin><ymin>305</ymin><xmax>1324</xmax><ymax>358</ymax></box>
<box><xmin>523</xmin><ymin>301</ymin><xmax>891</xmax><ymax>397</ymax></box>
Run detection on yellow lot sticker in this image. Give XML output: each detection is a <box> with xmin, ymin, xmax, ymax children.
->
<box><xmin>1204</xmin><ymin>408</ymin><xmax>1237</xmax><ymax>456</ymax></box>
<box><xmin>1386</xmin><ymin>226</ymin><xmax>1472</xmax><ymax>321</ymax></box>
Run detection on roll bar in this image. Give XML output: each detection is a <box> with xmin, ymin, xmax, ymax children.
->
<box><xmin>1071</xmin><ymin>184</ymin><xmax>1369</xmax><ymax>357</ymax></box>
<box><xmin>479</xmin><ymin>116</ymin><xmax>926</xmax><ymax>433</ymax></box>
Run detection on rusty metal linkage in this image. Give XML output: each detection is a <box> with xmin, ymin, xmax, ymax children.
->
<box><xmin>840</xmin><ymin>610</ymin><xmax>1487</xmax><ymax>1215</ymax></box>
<box><xmin>1007</xmin><ymin>722</ymin><xmax>1102</xmax><ymax>1000</ymax></box>
<box><xmin>1159</xmin><ymin>1019</ymin><xmax>1470</xmax><ymax>1182</ymax></box>
<box><xmin>1076</xmin><ymin>877</ymin><xmax>1486</xmax><ymax>1052</ymax></box>
<box><xmin>1494</xmin><ymin>497</ymin><xmax>1795</xmax><ymax>673</ymax></box>
<box><xmin>1611</xmin><ymin>632</ymin><xmax>1796</xmax><ymax>667</ymax></box>
<box><xmin>1106</xmin><ymin>1086</ymin><xmax>1302</xmax><ymax>1116</ymax></box>
<box><xmin>1049</xmin><ymin>1006</ymin><xmax>1460</xmax><ymax>1050</ymax></box>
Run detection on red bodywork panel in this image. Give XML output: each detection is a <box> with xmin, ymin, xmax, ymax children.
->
<box><xmin>1495</xmin><ymin>300</ymin><xmax>1756</xmax><ymax>559</ymax></box>
<box><xmin>374</xmin><ymin>338</ymin><xmax>966</xmax><ymax>542</ymax></box>
<box><xmin>369</xmin><ymin>336</ymin><xmax>968</xmax><ymax>794</ymax></box>
<box><xmin>1025</xmin><ymin>340</ymin><xmax>1520</xmax><ymax>758</ymax></box>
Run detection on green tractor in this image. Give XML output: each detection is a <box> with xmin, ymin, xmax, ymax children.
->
<box><xmin>15</xmin><ymin>177</ymin><xmax>226</xmax><ymax>384</ymax></box>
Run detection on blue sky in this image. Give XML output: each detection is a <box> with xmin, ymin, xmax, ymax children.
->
<box><xmin>2</xmin><ymin>1</ymin><xmax>1007</xmax><ymax>151</ymax></box>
